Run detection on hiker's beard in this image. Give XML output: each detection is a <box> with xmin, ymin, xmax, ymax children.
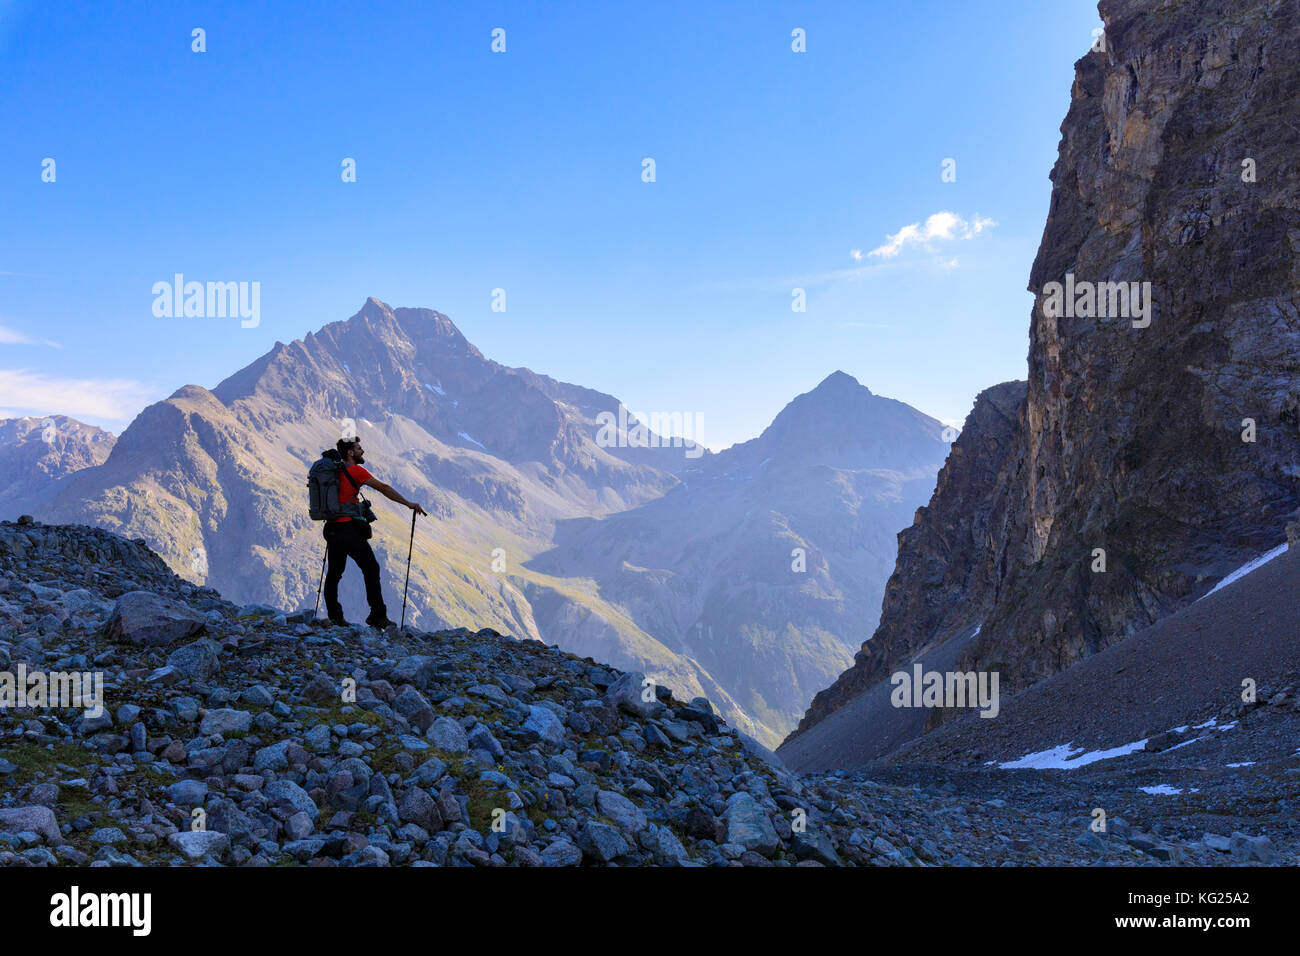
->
<box><xmin>352</xmin><ymin>452</ymin><xmax>366</xmax><ymax>465</ymax></box>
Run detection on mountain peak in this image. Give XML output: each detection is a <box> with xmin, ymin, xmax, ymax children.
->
<box><xmin>351</xmin><ymin>297</ymin><xmax>398</xmax><ymax>326</ymax></box>
<box><xmin>727</xmin><ymin>373</ymin><xmax>945</xmax><ymax>472</ymax></box>
<box><xmin>814</xmin><ymin>370</ymin><xmax>868</xmax><ymax>394</ymax></box>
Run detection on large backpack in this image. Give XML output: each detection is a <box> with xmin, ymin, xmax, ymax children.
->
<box><xmin>307</xmin><ymin>451</ymin><xmax>363</xmax><ymax>521</ymax></box>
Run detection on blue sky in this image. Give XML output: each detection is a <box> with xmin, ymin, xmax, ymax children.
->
<box><xmin>1</xmin><ymin>0</ymin><xmax>1102</xmax><ymax>448</ymax></box>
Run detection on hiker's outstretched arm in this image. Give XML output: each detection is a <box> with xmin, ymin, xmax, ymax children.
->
<box><xmin>363</xmin><ymin>478</ymin><xmax>406</xmax><ymax>503</ymax></box>
<box><xmin>363</xmin><ymin>478</ymin><xmax>427</xmax><ymax>515</ymax></box>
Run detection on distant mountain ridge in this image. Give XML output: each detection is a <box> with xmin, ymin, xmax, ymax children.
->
<box><xmin>532</xmin><ymin>371</ymin><xmax>951</xmax><ymax>741</ymax></box>
<box><xmin>20</xmin><ymin>298</ymin><xmax>949</xmax><ymax>746</ymax></box>
<box><xmin>0</xmin><ymin>416</ymin><xmax>116</xmax><ymax>517</ymax></box>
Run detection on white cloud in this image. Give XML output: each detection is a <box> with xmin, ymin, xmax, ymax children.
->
<box><xmin>0</xmin><ymin>368</ymin><xmax>154</xmax><ymax>422</ymax></box>
<box><xmin>0</xmin><ymin>323</ymin><xmax>61</xmax><ymax>348</ymax></box>
<box><xmin>850</xmin><ymin>249</ymin><xmax>863</xmax><ymax>261</ymax></box>
<box><xmin>868</xmin><ymin>212</ymin><xmax>997</xmax><ymax>259</ymax></box>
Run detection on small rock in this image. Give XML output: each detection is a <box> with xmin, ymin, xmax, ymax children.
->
<box><xmin>199</xmin><ymin>708</ymin><xmax>252</xmax><ymax>736</ymax></box>
<box><xmin>166</xmin><ymin>780</ymin><xmax>209</xmax><ymax>806</ymax></box>
<box><xmin>522</xmin><ymin>705</ymin><xmax>567</xmax><ymax>745</ymax></box>
<box><xmin>168</xmin><ymin>830</ymin><xmax>230</xmax><ymax>861</ymax></box>
<box><xmin>577</xmin><ymin>822</ymin><xmax>630</xmax><ymax>862</ymax></box>
<box><xmin>426</xmin><ymin>716</ymin><xmax>468</xmax><ymax>753</ymax></box>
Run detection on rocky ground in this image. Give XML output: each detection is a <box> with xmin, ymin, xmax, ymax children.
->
<box><xmin>0</xmin><ymin>519</ymin><xmax>1290</xmax><ymax>866</ymax></box>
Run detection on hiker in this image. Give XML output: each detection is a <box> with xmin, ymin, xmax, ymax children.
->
<box><xmin>320</xmin><ymin>436</ymin><xmax>427</xmax><ymax>628</ymax></box>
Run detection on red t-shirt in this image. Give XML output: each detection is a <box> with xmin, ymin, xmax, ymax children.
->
<box><xmin>330</xmin><ymin>464</ymin><xmax>372</xmax><ymax>523</ymax></box>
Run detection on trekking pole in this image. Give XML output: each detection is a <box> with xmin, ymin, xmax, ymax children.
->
<box><xmin>400</xmin><ymin>509</ymin><xmax>417</xmax><ymax>629</ymax></box>
<box><xmin>313</xmin><ymin>544</ymin><xmax>327</xmax><ymax>619</ymax></box>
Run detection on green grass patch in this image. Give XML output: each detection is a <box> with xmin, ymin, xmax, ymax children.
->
<box><xmin>303</xmin><ymin>701</ymin><xmax>384</xmax><ymax>730</ymax></box>
<box><xmin>3</xmin><ymin>740</ymin><xmax>96</xmax><ymax>786</ymax></box>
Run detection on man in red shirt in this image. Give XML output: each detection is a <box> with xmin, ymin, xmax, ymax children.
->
<box><xmin>323</xmin><ymin>437</ymin><xmax>427</xmax><ymax>628</ymax></box>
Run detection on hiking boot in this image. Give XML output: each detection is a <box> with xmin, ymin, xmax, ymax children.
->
<box><xmin>328</xmin><ymin>616</ymin><xmax>349</xmax><ymax>627</ymax></box>
<box><xmin>366</xmin><ymin>616</ymin><xmax>396</xmax><ymax>630</ymax></box>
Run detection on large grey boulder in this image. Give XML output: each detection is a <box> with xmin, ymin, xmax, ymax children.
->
<box><xmin>605</xmin><ymin>671</ymin><xmax>664</xmax><ymax>718</ymax></box>
<box><xmin>0</xmin><ymin>805</ymin><xmax>63</xmax><ymax>845</ymax></box>
<box><xmin>104</xmin><ymin>591</ymin><xmax>208</xmax><ymax>646</ymax></box>
<box><xmin>724</xmin><ymin>791</ymin><xmax>779</xmax><ymax>857</ymax></box>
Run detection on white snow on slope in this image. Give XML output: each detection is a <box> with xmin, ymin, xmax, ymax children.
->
<box><xmin>998</xmin><ymin>713</ymin><xmax>1240</xmax><ymax>770</ymax></box>
<box><xmin>1139</xmin><ymin>784</ymin><xmax>1183</xmax><ymax>796</ymax></box>
<box><xmin>998</xmin><ymin>739</ymin><xmax>1149</xmax><ymax>770</ymax></box>
<box><xmin>1198</xmin><ymin>542</ymin><xmax>1288</xmax><ymax>601</ymax></box>
<box><xmin>458</xmin><ymin>432</ymin><xmax>486</xmax><ymax>449</ymax></box>
<box><xmin>424</xmin><ymin>382</ymin><xmax>444</xmax><ymax>396</ymax></box>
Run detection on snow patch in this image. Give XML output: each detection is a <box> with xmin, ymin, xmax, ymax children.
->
<box><xmin>424</xmin><ymin>382</ymin><xmax>445</xmax><ymax>396</ymax></box>
<box><xmin>1226</xmin><ymin>761</ymin><xmax>1255</xmax><ymax>768</ymax></box>
<box><xmin>1199</xmin><ymin>542</ymin><xmax>1288</xmax><ymax>601</ymax></box>
<box><xmin>998</xmin><ymin>738</ymin><xmax>1149</xmax><ymax>770</ymax></box>
<box><xmin>458</xmin><ymin>432</ymin><xmax>486</xmax><ymax>450</ymax></box>
<box><xmin>998</xmin><ymin>712</ymin><xmax>1239</xmax><ymax>771</ymax></box>
<box><xmin>1139</xmin><ymin>784</ymin><xmax>1182</xmax><ymax>796</ymax></box>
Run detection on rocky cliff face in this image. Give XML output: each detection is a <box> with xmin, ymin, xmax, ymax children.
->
<box><xmin>787</xmin><ymin>0</ymin><xmax>1300</xmax><ymax>751</ymax></box>
<box><xmin>976</xmin><ymin>0</ymin><xmax>1300</xmax><ymax>687</ymax></box>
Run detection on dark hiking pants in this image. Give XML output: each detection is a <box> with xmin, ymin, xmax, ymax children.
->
<box><xmin>323</xmin><ymin>521</ymin><xmax>387</xmax><ymax>623</ymax></box>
